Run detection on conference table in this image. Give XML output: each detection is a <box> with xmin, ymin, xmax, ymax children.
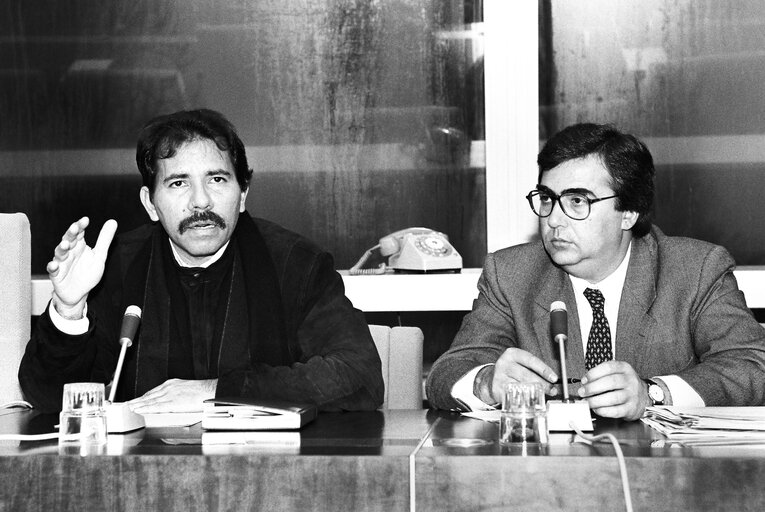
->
<box><xmin>1</xmin><ymin>407</ymin><xmax>764</xmax><ymax>512</ymax></box>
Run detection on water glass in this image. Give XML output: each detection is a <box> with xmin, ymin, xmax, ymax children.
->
<box><xmin>59</xmin><ymin>382</ymin><xmax>108</xmax><ymax>455</ymax></box>
<box><xmin>499</xmin><ymin>382</ymin><xmax>548</xmax><ymax>445</ymax></box>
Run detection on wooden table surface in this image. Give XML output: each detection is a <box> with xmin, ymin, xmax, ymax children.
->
<box><xmin>2</xmin><ymin>407</ymin><xmax>764</xmax><ymax>512</ymax></box>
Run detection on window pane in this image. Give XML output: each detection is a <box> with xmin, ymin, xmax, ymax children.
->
<box><xmin>0</xmin><ymin>0</ymin><xmax>485</xmax><ymax>272</ymax></box>
<box><xmin>539</xmin><ymin>0</ymin><xmax>765</xmax><ymax>264</ymax></box>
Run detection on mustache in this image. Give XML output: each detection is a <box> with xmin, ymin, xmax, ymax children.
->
<box><xmin>178</xmin><ymin>211</ymin><xmax>227</xmax><ymax>234</ymax></box>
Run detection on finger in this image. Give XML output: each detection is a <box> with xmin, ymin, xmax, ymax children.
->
<box><xmin>504</xmin><ymin>349</ymin><xmax>558</xmax><ymax>382</ymax></box>
<box><xmin>46</xmin><ymin>260</ymin><xmax>60</xmax><ymax>277</ymax></box>
<box><xmin>130</xmin><ymin>401</ymin><xmax>164</xmax><ymax>414</ymax></box>
<box><xmin>503</xmin><ymin>364</ymin><xmax>552</xmax><ymax>384</ymax></box>
<box><xmin>61</xmin><ymin>217</ymin><xmax>89</xmax><ymax>243</ymax></box>
<box><xmin>128</xmin><ymin>395</ymin><xmax>165</xmax><ymax>412</ymax></box>
<box><xmin>93</xmin><ymin>219</ymin><xmax>118</xmax><ymax>260</ymax></box>
<box><xmin>582</xmin><ymin>360</ymin><xmax>633</xmax><ymax>383</ymax></box>
<box><xmin>53</xmin><ymin>239</ymin><xmax>72</xmax><ymax>260</ymax></box>
<box><xmin>584</xmin><ymin>387</ymin><xmax>629</xmax><ymax>409</ymax></box>
<box><xmin>127</xmin><ymin>389</ymin><xmax>164</xmax><ymax>406</ymax></box>
<box><xmin>579</xmin><ymin>373</ymin><xmax>622</xmax><ymax>398</ymax></box>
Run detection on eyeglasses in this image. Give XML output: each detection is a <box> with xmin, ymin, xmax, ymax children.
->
<box><xmin>526</xmin><ymin>189</ymin><xmax>619</xmax><ymax>221</ymax></box>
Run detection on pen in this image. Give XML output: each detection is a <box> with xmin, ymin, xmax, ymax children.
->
<box><xmin>553</xmin><ymin>378</ymin><xmax>581</xmax><ymax>384</ymax></box>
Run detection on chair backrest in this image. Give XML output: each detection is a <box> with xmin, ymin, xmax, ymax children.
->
<box><xmin>0</xmin><ymin>213</ymin><xmax>31</xmax><ymax>403</ymax></box>
<box><xmin>368</xmin><ymin>325</ymin><xmax>424</xmax><ymax>409</ymax></box>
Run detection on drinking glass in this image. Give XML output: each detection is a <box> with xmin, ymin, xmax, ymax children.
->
<box><xmin>499</xmin><ymin>382</ymin><xmax>548</xmax><ymax>445</ymax></box>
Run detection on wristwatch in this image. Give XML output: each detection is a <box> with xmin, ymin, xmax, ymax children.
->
<box><xmin>644</xmin><ymin>378</ymin><xmax>665</xmax><ymax>406</ymax></box>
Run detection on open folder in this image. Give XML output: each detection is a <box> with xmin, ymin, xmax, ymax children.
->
<box><xmin>201</xmin><ymin>397</ymin><xmax>317</xmax><ymax>431</ymax></box>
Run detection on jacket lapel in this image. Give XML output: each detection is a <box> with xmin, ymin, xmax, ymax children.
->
<box><xmin>130</xmin><ymin>228</ymin><xmax>172</xmax><ymax>398</ymax></box>
<box><xmin>615</xmin><ymin>232</ymin><xmax>659</xmax><ymax>373</ymax></box>
<box><xmin>532</xmin><ymin>261</ymin><xmax>585</xmax><ymax>378</ymax></box>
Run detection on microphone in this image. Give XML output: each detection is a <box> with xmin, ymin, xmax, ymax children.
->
<box><xmin>109</xmin><ymin>306</ymin><xmax>142</xmax><ymax>403</ymax></box>
<box><xmin>546</xmin><ymin>301</ymin><xmax>594</xmax><ymax>432</ymax></box>
<box><xmin>106</xmin><ymin>306</ymin><xmax>146</xmax><ymax>433</ymax></box>
<box><xmin>119</xmin><ymin>305</ymin><xmax>142</xmax><ymax>348</ymax></box>
<box><xmin>550</xmin><ymin>301</ymin><xmax>571</xmax><ymax>402</ymax></box>
<box><xmin>550</xmin><ymin>301</ymin><xmax>567</xmax><ymax>344</ymax></box>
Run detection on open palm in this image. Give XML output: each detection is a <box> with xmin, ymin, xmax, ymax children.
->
<box><xmin>47</xmin><ymin>217</ymin><xmax>118</xmax><ymax>309</ymax></box>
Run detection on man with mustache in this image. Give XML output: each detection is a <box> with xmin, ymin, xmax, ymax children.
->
<box><xmin>19</xmin><ymin>109</ymin><xmax>384</xmax><ymax>413</ymax></box>
<box><xmin>427</xmin><ymin>123</ymin><xmax>765</xmax><ymax>419</ymax></box>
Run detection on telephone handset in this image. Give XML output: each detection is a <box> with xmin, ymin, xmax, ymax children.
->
<box><xmin>350</xmin><ymin>227</ymin><xmax>462</xmax><ymax>275</ymax></box>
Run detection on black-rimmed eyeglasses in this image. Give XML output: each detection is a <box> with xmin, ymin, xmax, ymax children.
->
<box><xmin>525</xmin><ymin>189</ymin><xmax>618</xmax><ymax>221</ymax></box>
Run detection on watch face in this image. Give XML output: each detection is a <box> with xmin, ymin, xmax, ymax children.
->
<box><xmin>648</xmin><ymin>384</ymin><xmax>665</xmax><ymax>404</ymax></box>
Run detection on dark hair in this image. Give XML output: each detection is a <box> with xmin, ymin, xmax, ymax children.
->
<box><xmin>136</xmin><ymin>109</ymin><xmax>253</xmax><ymax>193</ymax></box>
<box><xmin>537</xmin><ymin>123</ymin><xmax>655</xmax><ymax>237</ymax></box>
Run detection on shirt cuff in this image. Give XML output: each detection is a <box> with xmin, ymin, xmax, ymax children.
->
<box><xmin>48</xmin><ymin>301</ymin><xmax>89</xmax><ymax>335</ymax></box>
<box><xmin>451</xmin><ymin>364</ymin><xmax>497</xmax><ymax>411</ymax></box>
<box><xmin>655</xmin><ymin>375</ymin><xmax>705</xmax><ymax>407</ymax></box>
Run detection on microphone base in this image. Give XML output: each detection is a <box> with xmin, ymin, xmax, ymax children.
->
<box><xmin>547</xmin><ymin>400</ymin><xmax>594</xmax><ymax>431</ymax></box>
<box><xmin>106</xmin><ymin>402</ymin><xmax>146</xmax><ymax>433</ymax></box>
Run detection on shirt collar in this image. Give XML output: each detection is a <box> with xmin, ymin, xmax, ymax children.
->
<box><xmin>169</xmin><ymin>240</ymin><xmax>230</xmax><ymax>268</ymax></box>
<box><xmin>568</xmin><ymin>242</ymin><xmax>632</xmax><ymax>300</ymax></box>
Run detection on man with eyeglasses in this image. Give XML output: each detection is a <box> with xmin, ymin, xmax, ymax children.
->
<box><xmin>427</xmin><ymin>123</ymin><xmax>765</xmax><ymax>420</ymax></box>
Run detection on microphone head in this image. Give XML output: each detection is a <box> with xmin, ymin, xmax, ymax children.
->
<box><xmin>119</xmin><ymin>306</ymin><xmax>142</xmax><ymax>347</ymax></box>
<box><xmin>550</xmin><ymin>301</ymin><xmax>566</xmax><ymax>313</ymax></box>
<box><xmin>124</xmin><ymin>305</ymin><xmax>142</xmax><ymax>319</ymax></box>
<box><xmin>550</xmin><ymin>301</ymin><xmax>568</xmax><ymax>339</ymax></box>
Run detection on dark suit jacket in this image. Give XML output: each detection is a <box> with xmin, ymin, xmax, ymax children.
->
<box><xmin>20</xmin><ymin>214</ymin><xmax>384</xmax><ymax>413</ymax></box>
<box><xmin>426</xmin><ymin>226</ymin><xmax>765</xmax><ymax>410</ymax></box>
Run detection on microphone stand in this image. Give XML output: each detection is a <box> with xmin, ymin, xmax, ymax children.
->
<box><xmin>105</xmin><ymin>309</ymin><xmax>146</xmax><ymax>434</ymax></box>
<box><xmin>554</xmin><ymin>333</ymin><xmax>572</xmax><ymax>403</ymax></box>
<box><xmin>546</xmin><ymin>303</ymin><xmax>594</xmax><ymax>432</ymax></box>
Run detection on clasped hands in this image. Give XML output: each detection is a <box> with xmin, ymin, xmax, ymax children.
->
<box><xmin>477</xmin><ymin>347</ymin><xmax>650</xmax><ymax>420</ymax></box>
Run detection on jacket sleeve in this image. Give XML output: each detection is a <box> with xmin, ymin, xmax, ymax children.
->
<box><xmin>18</xmin><ymin>306</ymin><xmax>117</xmax><ymax>413</ymax></box>
<box><xmin>426</xmin><ymin>253</ymin><xmax>519</xmax><ymax>410</ymax></box>
<box><xmin>216</xmin><ymin>251</ymin><xmax>384</xmax><ymax>411</ymax></box>
<box><xmin>678</xmin><ymin>245</ymin><xmax>765</xmax><ymax>406</ymax></box>
<box><xmin>19</xmin><ymin>248</ymin><xmax>127</xmax><ymax>413</ymax></box>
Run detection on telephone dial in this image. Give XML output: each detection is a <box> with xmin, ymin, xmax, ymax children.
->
<box><xmin>350</xmin><ymin>227</ymin><xmax>462</xmax><ymax>274</ymax></box>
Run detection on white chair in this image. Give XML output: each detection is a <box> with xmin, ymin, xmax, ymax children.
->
<box><xmin>0</xmin><ymin>213</ymin><xmax>31</xmax><ymax>403</ymax></box>
<box><xmin>368</xmin><ymin>325</ymin><xmax>424</xmax><ymax>409</ymax></box>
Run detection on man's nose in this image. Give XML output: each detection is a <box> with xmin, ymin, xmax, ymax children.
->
<box><xmin>545</xmin><ymin>199</ymin><xmax>567</xmax><ymax>228</ymax></box>
<box><xmin>190</xmin><ymin>184</ymin><xmax>212</xmax><ymax>210</ymax></box>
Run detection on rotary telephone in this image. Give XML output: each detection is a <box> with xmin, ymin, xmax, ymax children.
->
<box><xmin>349</xmin><ymin>227</ymin><xmax>462</xmax><ymax>274</ymax></box>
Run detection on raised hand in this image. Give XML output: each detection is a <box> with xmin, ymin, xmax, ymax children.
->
<box><xmin>47</xmin><ymin>217</ymin><xmax>117</xmax><ymax>319</ymax></box>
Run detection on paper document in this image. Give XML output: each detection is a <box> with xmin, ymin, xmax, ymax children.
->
<box><xmin>642</xmin><ymin>406</ymin><xmax>765</xmax><ymax>444</ymax></box>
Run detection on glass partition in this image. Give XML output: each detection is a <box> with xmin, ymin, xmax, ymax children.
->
<box><xmin>540</xmin><ymin>0</ymin><xmax>765</xmax><ymax>264</ymax></box>
<box><xmin>1</xmin><ymin>0</ymin><xmax>485</xmax><ymax>272</ymax></box>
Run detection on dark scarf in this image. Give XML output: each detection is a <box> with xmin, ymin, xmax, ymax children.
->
<box><xmin>117</xmin><ymin>213</ymin><xmax>289</xmax><ymax>399</ymax></box>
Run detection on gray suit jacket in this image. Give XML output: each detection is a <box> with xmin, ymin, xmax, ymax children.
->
<box><xmin>426</xmin><ymin>227</ymin><xmax>765</xmax><ymax>410</ymax></box>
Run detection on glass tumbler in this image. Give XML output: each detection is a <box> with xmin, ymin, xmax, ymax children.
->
<box><xmin>59</xmin><ymin>382</ymin><xmax>108</xmax><ymax>454</ymax></box>
<box><xmin>499</xmin><ymin>381</ymin><xmax>548</xmax><ymax>445</ymax></box>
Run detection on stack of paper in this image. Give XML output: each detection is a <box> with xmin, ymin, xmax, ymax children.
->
<box><xmin>642</xmin><ymin>406</ymin><xmax>765</xmax><ymax>444</ymax></box>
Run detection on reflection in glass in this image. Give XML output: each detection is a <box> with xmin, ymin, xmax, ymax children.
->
<box><xmin>0</xmin><ymin>1</ymin><xmax>485</xmax><ymax>271</ymax></box>
<box><xmin>540</xmin><ymin>0</ymin><xmax>765</xmax><ymax>264</ymax></box>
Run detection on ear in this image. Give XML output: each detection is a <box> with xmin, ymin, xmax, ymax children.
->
<box><xmin>239</xmin><ymin>187</ymin><xmax>249</xmax><ymax>213</ymax></box>
<box><xmin>140</xmin><ymin>186</ymin><xmax>160</xmax><ymax>222</ymax></box>
<box><xmin>621</xmin><ymin>210</ymin><xmax>639</xmax><ymax>231</ymax></box>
